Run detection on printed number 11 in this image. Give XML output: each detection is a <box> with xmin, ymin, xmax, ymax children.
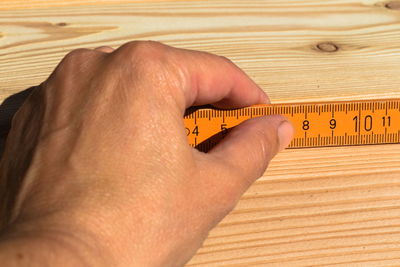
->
<box><xmin>382</xmin><ymin>116</ymin><xmax>391</xmax><ymax>127</ymax></box>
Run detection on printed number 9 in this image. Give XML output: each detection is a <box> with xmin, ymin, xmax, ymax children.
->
<box><xmin>330</xmin><ymin>119</ymin><xmax>336</xmax><ymax>129</ymax></box>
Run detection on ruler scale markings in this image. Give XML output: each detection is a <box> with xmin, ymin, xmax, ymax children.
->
<box><xmin>184</xmin><ymin>99</ymin><xmax>400</xmax><ymax>151</ymax></box>
<box><xmin>385</xmin><ymin>128</ymin><xmax>387</xmax><ymax>143</ymax></box>
<box><xmin>358</xmin><ymin>104</ymin><xmax>361</xmax><ymax>141</ymax></box>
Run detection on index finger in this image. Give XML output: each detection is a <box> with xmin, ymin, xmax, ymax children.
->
<box><xmin>168</xmin><ymin>45</ymin><xmax>270</xmax><ymax>110</ymax></box>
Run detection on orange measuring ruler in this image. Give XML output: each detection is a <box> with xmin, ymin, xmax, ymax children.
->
<box><xmin>184</xmin><ymin>99</ymin><xmax>400</xmax><ymax>152</ymax></box>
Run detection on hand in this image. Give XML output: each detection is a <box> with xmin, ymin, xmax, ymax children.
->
<box><xmin>0</xmin><ymin>41</ymin><xmax>293</xmax><ymax>266</ymax></box>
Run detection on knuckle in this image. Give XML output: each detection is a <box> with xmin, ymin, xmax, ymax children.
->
<box><xmin>211</xmin><ymin>185</ymin><xmax>240</xmax><ymax>218</ymax></box>
<box><xmin>63</xmin><ymin>48</ymin><xmax>94</xmax><ymax>62</ymax></box>
<box><xmin>115</xmin><ymin>41</ymin><xmax>186</xmax><ymax>97</ymax></box>
<box><xmin>218</xmin><ymin>189</ymin><xmax>240</xmax><ymax>214</ymax></box>
<box><xmin>200</xmin><ymin>166</ymin><xmax>242</xmax><ymax>217</ymax></box>
<box><xmin>254</xmin><ymin>118</ymin><xmax>279</xmax><ymax>157</ymax></box>
<box><xmin>202</xmin><ymin>191</ymin><xmax>237</xmax><ymax>220</ymax></box>
<box><xmin>237</xmin><ymin>118</ymin><xmax>278</xmax><ymax>176</ymax></box>
<box><xmin>114</xmin><ymin>41</ymin><xmax>174</xmax><ymax>79</ymax></box>
<box><xmin>119</xmin><ymin>40</ymin><xmax>168</xmax><ymax>61</ymax></box>
<box><xmin>57</xmin><ymin>48</ymin><xmax>97</xmax><ymax>73</ymax></box>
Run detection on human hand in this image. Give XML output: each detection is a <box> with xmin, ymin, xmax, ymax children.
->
<box><xmin>0</xmin><ymin>41</ymin><xmax>293</xmax><ymax>266</ymax></box>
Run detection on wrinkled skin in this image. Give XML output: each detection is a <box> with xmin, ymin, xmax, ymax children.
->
<box><xmin>0</xmin><ymin>42</ymin><xmax>293</xmax><ymax>266</ymax></box>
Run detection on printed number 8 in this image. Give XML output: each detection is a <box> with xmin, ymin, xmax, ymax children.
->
<box><xmin>302</xmin><ymin>120</ymin><xmax>310</xmax><ymax>130</ymax></box>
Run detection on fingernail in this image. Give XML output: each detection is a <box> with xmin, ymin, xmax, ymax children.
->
<box><xmin>277</xmin><ymin>120</ymin><xmax>294</xmax><ymax>151</ymax></box>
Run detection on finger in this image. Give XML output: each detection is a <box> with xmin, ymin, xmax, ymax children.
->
<box><xmin>94</xmin><ymin>46</ymin><xmax>114</xmax><ymax>53</ymax></box>
<box><xmin>115</xmin><ymin>41</ymin><xmax>269</xmax><ymax>111</ymax></box>
<box><xmin>203</xmin><ymin>115</ymin><xmax>293</xmax><ymax>195</ymax></box>
<box><xmin>176</xmin><ymin>50</ymin><xmax>269</xmax><ymax>109</ymax></box>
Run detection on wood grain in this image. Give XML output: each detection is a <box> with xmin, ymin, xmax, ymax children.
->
<box><xmin>1</xmin><ymin>0</ymin><xmax>400</xmax><ymax>265</ymax></box>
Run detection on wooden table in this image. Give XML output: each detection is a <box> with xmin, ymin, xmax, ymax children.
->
<box><xmin>2</xmin><ymin>1</ymin><xmax>400</xmax><ymax>265</ymax></box>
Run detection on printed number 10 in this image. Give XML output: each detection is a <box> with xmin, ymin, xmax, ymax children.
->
<box><xmin>353</xmin><ymin>115</ymin><xmax>372</xmax><ymax>132</ymax></box>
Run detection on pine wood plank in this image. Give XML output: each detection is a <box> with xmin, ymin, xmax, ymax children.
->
<box><xmin>1</xmin><ymin>0</ymin><xmax>400</xmax><ymax>266</ymax></box>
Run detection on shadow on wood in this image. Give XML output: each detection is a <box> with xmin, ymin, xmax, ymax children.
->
<box><xmin>0</xmin><ymin>87</ymin><xmax>33</xmax><ymax>158</ymax></box>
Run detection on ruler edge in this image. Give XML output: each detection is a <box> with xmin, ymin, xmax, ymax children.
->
<box><xmin>184</xmin><ymin>98</ymin><xmax>399</xmax><ymax>116</ymax></box>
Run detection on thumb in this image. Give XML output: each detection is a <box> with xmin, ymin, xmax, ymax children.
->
<box><xmin>207</xmin><ymin>115</ymin><xmax>294</xmax><ymax>193</ymax></box>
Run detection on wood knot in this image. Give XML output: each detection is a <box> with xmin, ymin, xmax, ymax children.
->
<box><xmin>315</xmin><ymin>42</ymin><xmax>339</xmax><ymax>53</ymax></box>
<box><xmin>56</xmin><ymin>22</ymin><xmax>68</xmax><ymax>27</ymax></box>
<box><xmin>385</xmin><ymin>1</ymin><xmax>400</xmax><ymax>9</ymax></box>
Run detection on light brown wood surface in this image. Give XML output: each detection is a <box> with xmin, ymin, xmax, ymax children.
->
<box><xmin>1</xmin><ymin>0</ymin><xmax>400</xmax><ymax>266</ymax></box>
